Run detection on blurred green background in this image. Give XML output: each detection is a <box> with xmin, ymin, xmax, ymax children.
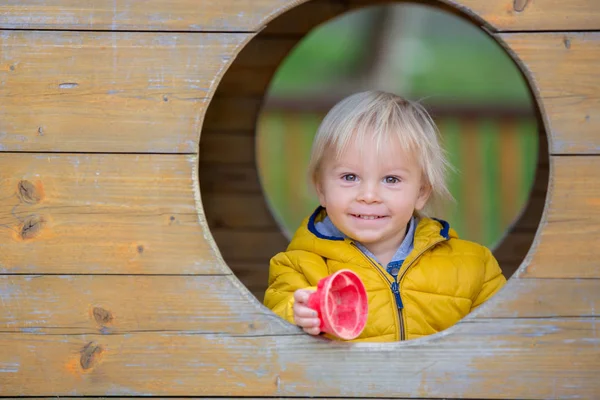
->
<box><xmin>257</xmin><ymin>3</ymin><xmax>538</xmax><ymax>249</ymax></box>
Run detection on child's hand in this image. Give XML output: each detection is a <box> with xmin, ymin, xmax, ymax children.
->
<box><xmin>293</xmin><ymin>289</ymin><xmax>321</xmax><ymax>335</ymax></box>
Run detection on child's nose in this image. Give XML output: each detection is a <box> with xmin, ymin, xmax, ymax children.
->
<box><xmin>357</xmin><ymin>181</ymin><xmax>381</xmax><ymax>203</ymax></box>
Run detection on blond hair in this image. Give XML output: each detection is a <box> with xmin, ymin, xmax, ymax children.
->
<box><xmin>308</xmin><ymin>90</ymin><xmax>454</xmax><ymax>217</ymax></box>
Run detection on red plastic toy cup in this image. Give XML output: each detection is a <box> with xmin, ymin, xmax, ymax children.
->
<box><xmin>307</xmin><ymin>269</ymin><xmax>368</xmax><ymax>340</ymax></box>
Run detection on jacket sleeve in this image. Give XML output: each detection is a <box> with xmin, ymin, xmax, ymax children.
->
<box><xmin>263</xmin><ymin>250</ymin><xmax>327</xmax><ymax>325</ymax></box>
<box><xmin>471</xmin><ymin>247</ymin><xmax>507</xmax><ymax>311</ymax></box>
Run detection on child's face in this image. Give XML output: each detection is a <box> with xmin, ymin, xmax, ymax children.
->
<box><xmin>315</xmin><ymin>135</ymin><xmax>431</xmax><ymax>254</ymax></box>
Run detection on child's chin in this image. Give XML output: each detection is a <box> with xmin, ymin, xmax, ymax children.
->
<box><xmin>351</xmin><ymin>232</ymin><xmax>383</xmax><ymax>244</ymax></box>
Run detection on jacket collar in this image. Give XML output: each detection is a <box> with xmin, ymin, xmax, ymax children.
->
<box><xmin>288</xmin><ymin>206</ymin><xmax>456</xmax><ymax>264</ymax></box>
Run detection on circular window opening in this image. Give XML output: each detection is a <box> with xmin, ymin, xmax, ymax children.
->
<box><xmin>199</xmin><ymin>1</ymin><xmax>548</xmax><ymax>339</ymax></box>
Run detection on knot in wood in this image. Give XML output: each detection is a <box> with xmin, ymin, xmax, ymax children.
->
<box><xmin>18</xmin><ymin>180</ymin><xmax>41</xmax><ymax>204</ymax></box>
<box><xmin>21</xmin><ymin>215</ymin><xmax>45</xmax><ymax>239</ymax></box>
<box><xmin>80</xmin><ymin>342</ymin><xmax>103</xmax><ymax>370</ymax></box>
<box><xmin>93</xmin><ymin>307</ymin><xmax>113</xmax><ymax>325</ymax></box>
<box><xmin>513</xmin><ymin>0</ymin><xmax>529</xmax><ymax>12</ymax></box>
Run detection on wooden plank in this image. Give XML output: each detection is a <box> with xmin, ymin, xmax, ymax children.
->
<box><xmin>199</xmin><ymin>164</ymin><xmax>263</xmax><ymax>194</ymax></box>
<box><xmin>262</xmin><ymin>1</ymin><xmax>346</xmax><ymax>35</ymax></box>
<box><xmin>494</xmin><ymin>232</ymin><xmax>535</xmax><ymax>275</ymax></box>
<box><xmin>0</xmin><ymin>0</ymin><xmax>292</xmax><ymax>31</ymax></box>
<box><xmin>227</xmin><ymin>261</ymin><xmax>271</xmax><ymax>301</ymax></box>
<box><xmin>1</xmin><ymin>0</ymin><xmax>598</xmax><ymax>32</ymax></box>
<box><xmin>203</xmin><ymin>194</ymin><xmax>278</xmax><ymax>230</ymax></box>
<box><xmin>211</xmin><ymin>229</ymin><xmax>288</xmax><ymax>262</ymax></box>
<box><xmin>454</xmin><ymin>0</ymin><xmax>600</xmax><ymax>31</ymax></box>
<box><xmin>522</xmin><ymin>156</ymin><xmax>600</xmax><ymax>278</ymax></box>
<box><xmin>214</xmin><ymin>38</ymin><xmax>298</xmax><ymax>96</ymax></box>
<box><xmin>499</xmin><ymin>32</ymin><xmax>600</xmax><ymax>154</ymax></box>
<box><xmin>200</xmin><ymin>132</ymin><xmax>256</xmax><ymax>165</ymax></box>
<box><xmin>472</xmin><ymin>278</ymin><xmax>600</xmax><ymax>319</ymax></box>
<box><xmin>0</xmin><ymin>318</ymin><xmax>597</xmax><ymax>397</ymax></box>
<box><xmin>0</xmin><ymin>153</ymin><xmax>224</xmax><ymax>274</ymax></box>
<box><xmin>0</xmin><ymin>275</ymin><xmax>285</xmax><ymax>336</ymax></box>
<box><xmin>0</xmin><ymin>31</ymin><xmax>249</xmax><ymax>153</ymax></box>
<box><xmin>347</xmin><ymin>0</ymin><xmax>600</xmax><ymax>31</ymax></box>
<box><xmin>203</xmin><ymin>97</ymin><xmax>263</xmax><ymax>132</ymax></box>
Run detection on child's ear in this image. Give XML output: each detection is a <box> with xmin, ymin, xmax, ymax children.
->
<box><xmin>314</xmin><ymin>178</ymin><xmax>327</xmax><ymax>207</ymax></box>
<box><xmin>415</xmin><ymin>183</ymin><xmax>432</xmax><ymax>211</ymax></box>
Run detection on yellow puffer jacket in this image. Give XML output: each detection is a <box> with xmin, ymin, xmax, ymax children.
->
<box><xmin>264</xmin><ymin>208</ymin><xmax>506</xmax><ymax>342</ymax></box>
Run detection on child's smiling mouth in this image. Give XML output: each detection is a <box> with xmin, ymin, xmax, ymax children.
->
<box><xmin>350</xmin><ymin>214</ymin><xmax>388</xmax><ymax>220</ymax></box>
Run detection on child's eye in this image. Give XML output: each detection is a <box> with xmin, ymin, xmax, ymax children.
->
<box><xmin>384</xmin><ymin>176</ymin><xmax>400</xmax><ymax>184</ymax></box>
<box><xmin>342</xmin><ymin>174</ymin><xmax>357</xmax><ymax>182</ymax></box>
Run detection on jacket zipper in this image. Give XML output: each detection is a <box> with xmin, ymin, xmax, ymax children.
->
<box><xmin>350</xmin><ymin>242</ymin><xmax>403</xmax><ymax>341</ymax></box>
<box><xmin>351</xmin><ymin>237</ymin><xmax>448</xmax><ymax>341</ymax></box>
<box><xmin>394</xmin><ymin>237</ymin><xmax>447</xmax><ymax>338</ymax></box>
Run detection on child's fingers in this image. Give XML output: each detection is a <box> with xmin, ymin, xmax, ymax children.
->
<box><xmin>302</xmin><ymin>326</ymin><xmax>321</xmax><ymax>336</ymax></box>
<box><xmin>293</xmin><ymin>289</ymin><xmax>313</xmax><ymax>304</ymax></box>
<box><xmin>293</xmin><ymin>288</ymin><xmax>320</xmax><ymax>335</ymax></box>
<box><xmin>295</xmin><ymin>315</ymin><xmax>321</xmax><ymax>329</ymax></box>
<box><xmin>293</xmin><ymin>302</ymin><xmax>318</xmax><ymax>318</ymax></box>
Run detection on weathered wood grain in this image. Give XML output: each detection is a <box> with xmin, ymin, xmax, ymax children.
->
<box><xmin>0</xmin><ymin>318</ymin><xmax>597</xmax><ymax>397</ymax></box>
<box><xmin>262</xmin><ymin>0</ymin><xmax>347</xmax><ymax>35</ymax></box>
<box><xmin>202</xmin><ymin>97</ymin><xmax>263</xmax><ymax>132</ymax></box>
<box><xmin>214</xmin><ymin>37</ymin><xmax>298</xmax><ymax>96</ymax></box>
<box><xmin>0</xmin><ymin>0</ymin><xmax>598</xmax><ymax>32</ymax></box>
<box><xmin>0</xmin><ymin>31</ymin><xmax>249</xmax><ymax>153</ymax></box>
<box><xmin>0</xmin><ymin>275</ymin><xmax>595</xmax><ymax>337</ymax></box>
<box><xmin>0</xmin><ymin>275</ymin><xmax>286</xmax><ymax>336</ymax></box>
<box><xmin>211</xmin><ymin>229</ymin><xmax>289</xmax><ymax>261</ymax></box>
<box><xmin>441</xmin><ymin>0</ymin><xmax>600</xmax><ymax>31</ymax></box>
<box><xmin>200</xmin><ymin>164</ymin><xmax>263</xmax><ymax>194</ymax></box>
<box><xmin>0</xmin><ymin>153</ymin><xmax>223</xmax><ymax>274</ymax></box>
<box><xmin>227</xmin><ymin>260</ymin><xmax>272</xmax><ymax>300</ymax></box>
<box><xmin>499</xmin><ymin>32</ymin><xmax>600</xmax><ymax>154</ymax></box>
<box><xmin>471</xmin><ymin>278</ymin><xmax>600</xmax><ymax>318</ymax></box>
<box><xmin>200</xmin><ymin>133</ymin><xmax>256</xmax><ymax>165</ymax></box>
<box><xmin>0</xmin><ymin>0</ymin><xmax>291</xmax><ymax>31</ymax></box>
<box><xmin>522</xmin><ymin>156</ymin><xmax>600</xmax><ymax>278</ymax></box>
<box><xmin>204</xmin><ymin>33</ymin><xmax>600</xmax><ymax>154</ymax></box>
<box><xmin>202</xmin><ymin>194</ymin><xmax>278</xmax><ymax>230</ymax></box>
<box><xmin>345</xmin><ymin>0</ymin><xmax>600</xmax><ymax>31</ymax></box>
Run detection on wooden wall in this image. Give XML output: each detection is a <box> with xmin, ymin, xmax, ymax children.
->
<box><xmin>0</xmin><ymin>0</ymin><xmax>598</xmax><ymax>398</ymax></box>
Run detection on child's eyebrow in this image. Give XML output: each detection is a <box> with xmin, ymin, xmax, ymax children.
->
<box><xmin>331</xmin><ymin>163</ymin><xmax>358</xmax><ymax>170</ymax></box>
<box><xmin>384</xmin><ymin>167</ymin><xmax>412</xmax><ymax>175</ymax></box>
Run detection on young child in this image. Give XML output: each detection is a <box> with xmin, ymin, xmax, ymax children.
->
<box><xmin>263</xmin><ymin>90</ymin><xmax>506</xmax><ymax>342</ymax></box>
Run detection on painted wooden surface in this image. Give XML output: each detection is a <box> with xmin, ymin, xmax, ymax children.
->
<box><xmin>0</xmin><ymin>318</ymin><xmax>598</xmax><ymax>397</ymax></box>
<box><xmin>499</xmin><ymin>32</ymin><xmax>600</xmax><ymax>154</ymax></box>
<box><xmin>0</xmin><ymin>0</ymin><xmax>598</xmax><ymax>32</ymax></box>
<box><xmin>0</xmin><ymin>153</ymin><xmax>223</xmax><ymax>274</ymax></box>
<box><xmin>0</xmin><ymin>31</ymin><xmax>249</xmax><ymax>153</ymax></box>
